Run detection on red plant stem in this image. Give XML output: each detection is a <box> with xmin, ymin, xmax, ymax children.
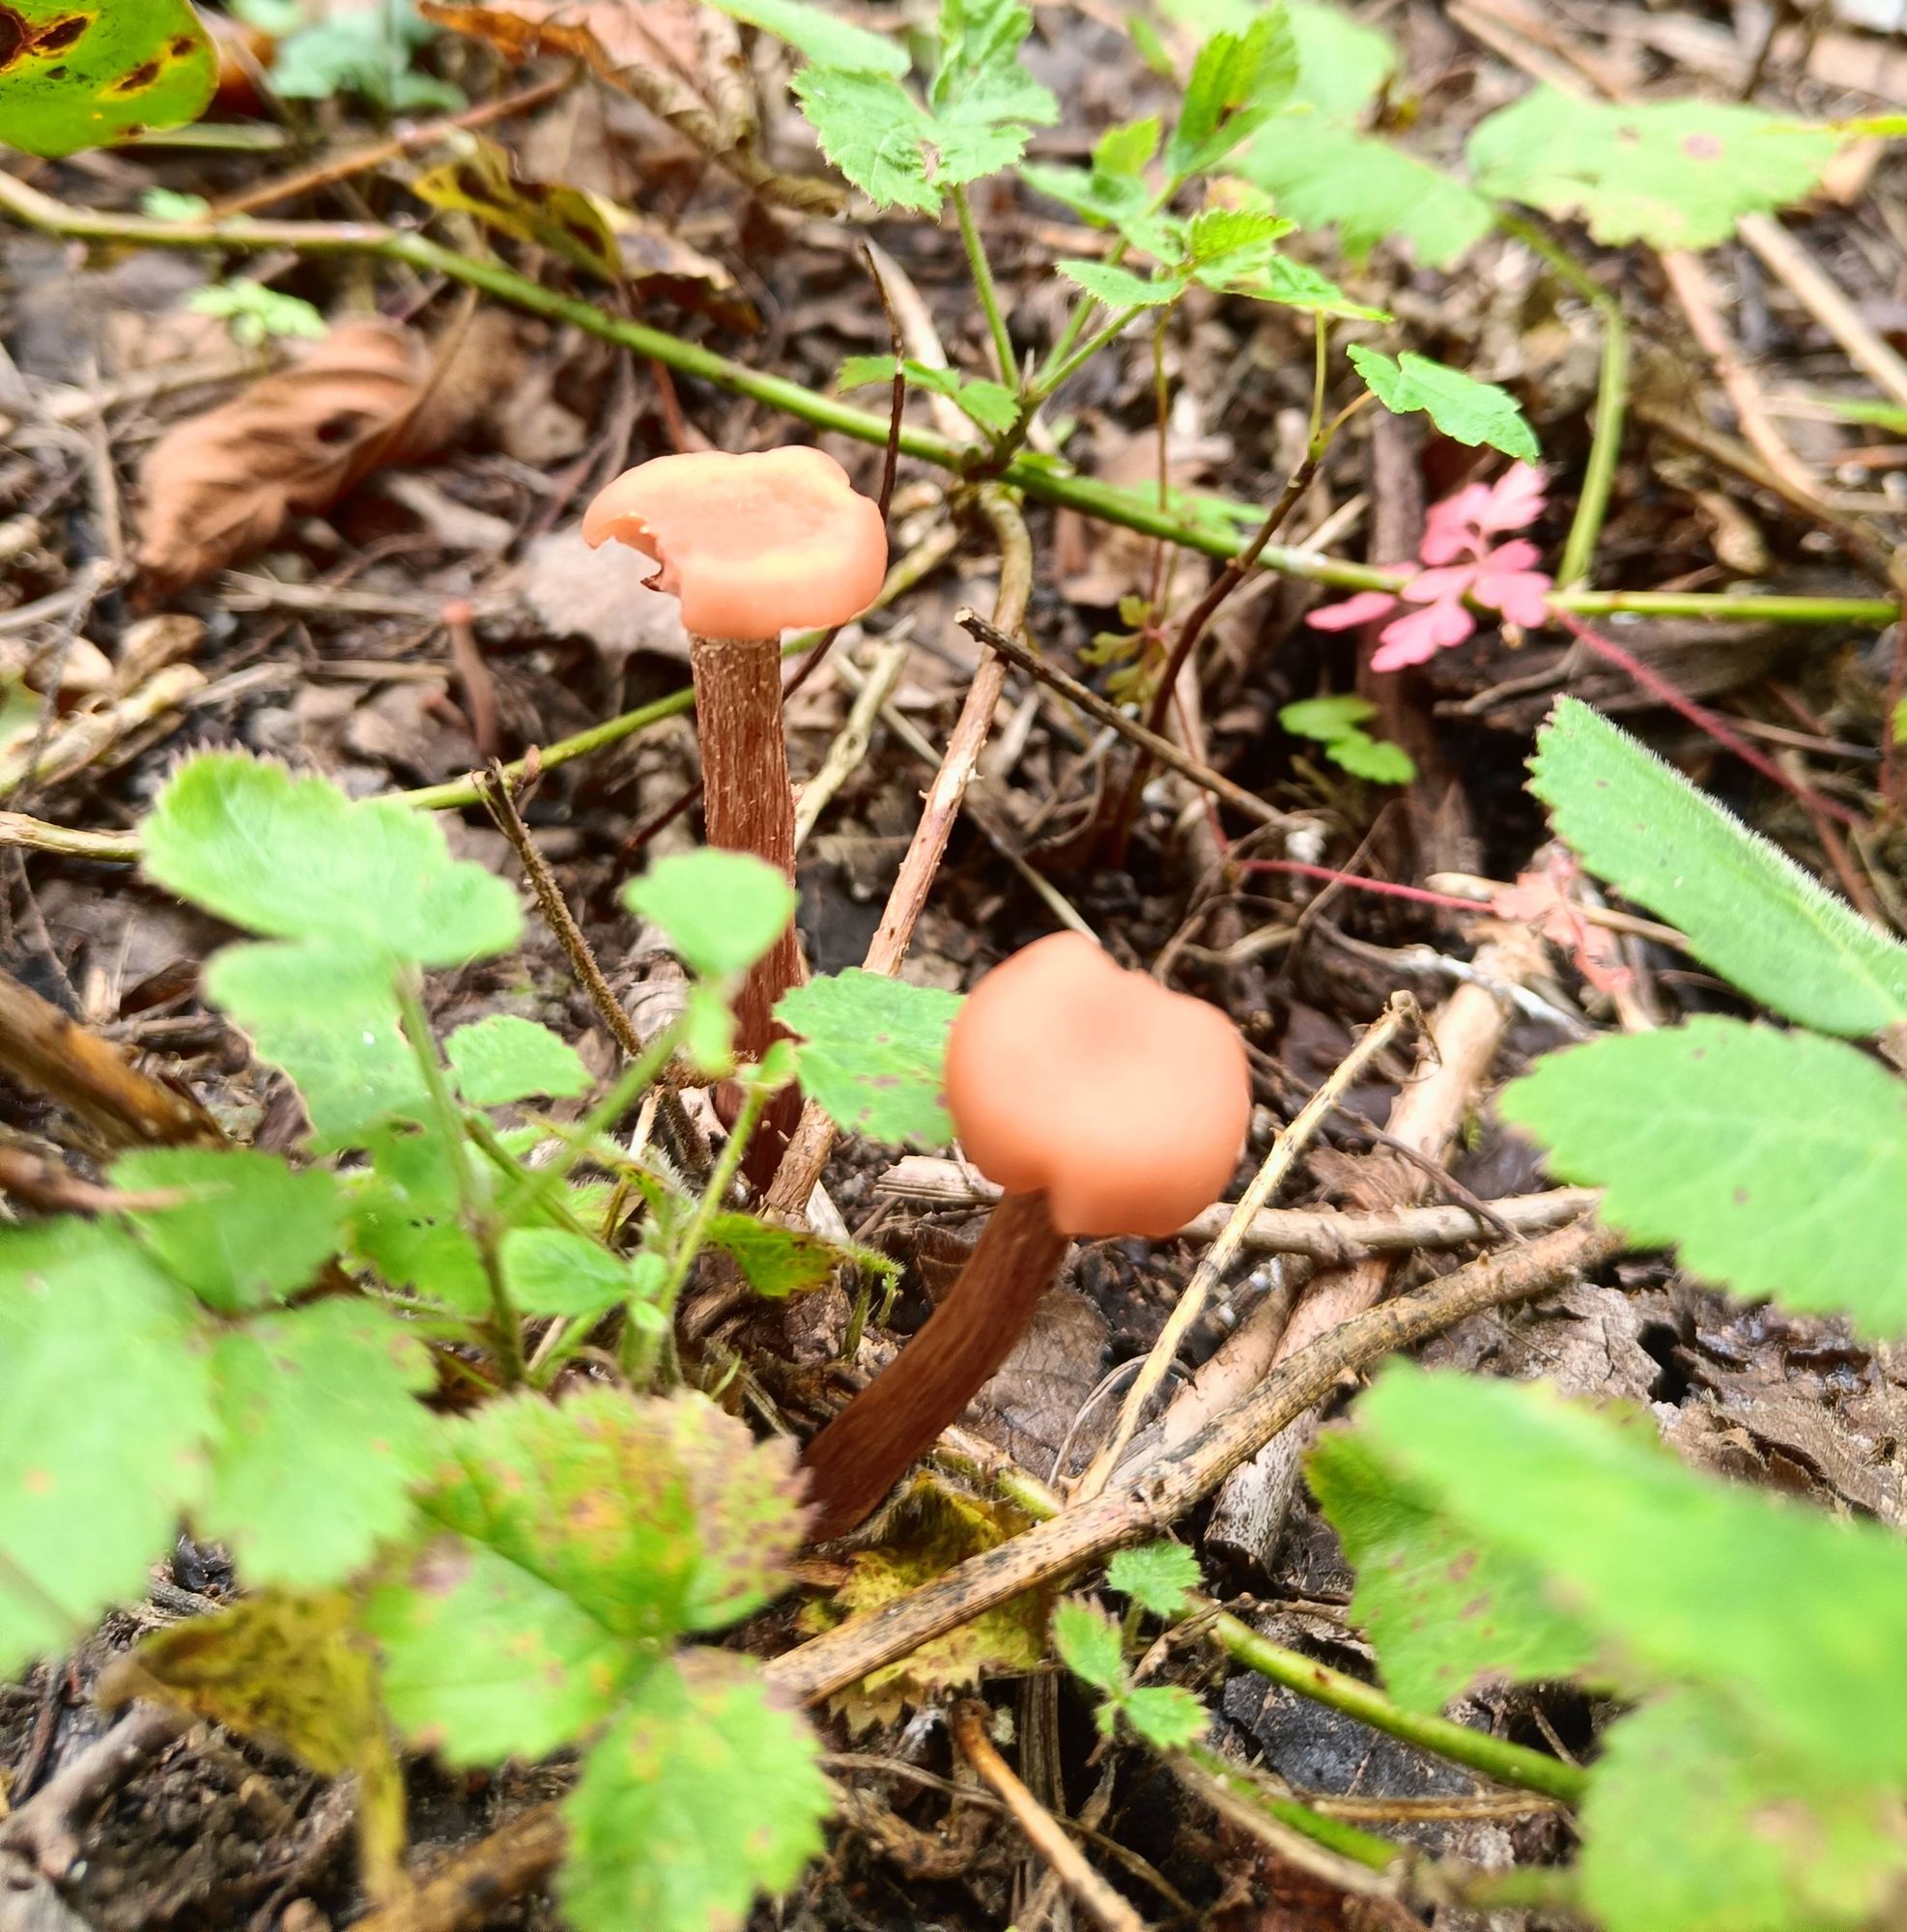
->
<box><xmin>801</xmin><ymin>1189</ymin><xmax>1069</xmax><ymax>1541</ymax></box>
<box><xmin>1556</xmin><ymin>611</ymin><xmax>1862</xmax><ymax>829</ymax></box>
<box><xmin>1236</xmin><ymin>859</ymin><xmax>1483</xmax><ymax>914</ymax></box>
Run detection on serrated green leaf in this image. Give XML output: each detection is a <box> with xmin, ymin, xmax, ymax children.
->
<box><xmin>1159</xmin><ymin>0</ymin><xmax>1396</xmax><ymax>119</ymax></box>
<box><xmin>1468</xmin><ymin>88</ymin><xmax>1842</xmax><ymax>249</ymax></box>
<box><xmin>1347</xmin><ymin>346</ymin><xmax>1539</xmax><ymax>460</ymax></box>
<box><xmin>1107</xmin><ymin>1542</ymin><xmax>1201</xmax><ymax>1617</ymax></box>
<box><xmin>499</xmin><ymin>1226</ymin><xmax>662</xmax><ymax>1319</ymax></box>
<box><xmin>1184</xmin><ymin>205</ymin><xmax>1294</xmax><ymax>266</ymax></box>
<box><xmin>446</xmin><ymin>1014</ymin><xmax>591</xmax><ymax>1107</ymax></box>
<box><xmin>777</xmin><ymin>971</ymin><xmax>962</xmax><ymax>1145</ymax></box>
<box><xmin>0</xmin><ymin>1221</ymin><xmax>212</xmax><ymax>1673</ymax></box>
<box><xmin>954</xmin><ymin>378</ymin><xmax>1019</xmax><ymax>432</ymax></box>
<box><xmin>703</xmin><ymin>1213</ymin><xmax>849</xmax><ymax>1296</ymax></box>
<box><xmin>1096</xmin><ymin>115</ymin><xmax>1161</xmax><ymax>176</ymax></box>
<box><xmin>1225</xmin><ymin>251</ymin><xmax>1392</xmax><ymax>321</ymax></box>
<box><xmin>1581</xmin><ymin>1690</ymin><xmax>1907</xmax><ymax>1932</ymax></box>
<box><xmin>207</xmin><ymin>939</ymin><xmax>426</xmax><ymax>1146</ymax></box>
<box><xmin>1356</xmin><ymin>1366</ymin><xmax>1907</xmax><ymax>1786</ymax></box>
<box><xmin>112</xmin><ymin>1148</ymin><xmax>343</xmax><ymax>1312</ymax></box>
<box><xmin>1529</xmin><ymin>698</ymin><xmax>1907</xmax><ymax>1035</ymax></box>
<box><xmin>204</xmin><ymin>1301</ymin><xmax>437</xmax><ymax>1589</ymax></box>
<box><xmin>1057</xmin><ymin>258</ymin><xmax>1188</xmax><ymax>307</ymax></box>
<box><xmin>790</xmin><ymin>67</ymin><xmax>940</xmax><ymax>212</ymax></box>
<box><xmin>1500</xmin><ymin>1018</ymin><xmax>1907</xmax><ymax>1337</ymax></box>
<box><xmin>1020</xmin><ymin>161</ymin><xmax>1178</xmax><ymax>255</ymax></box>
<box><xmin>928</xmin><ymin>0</ymin><xmax>1058</xmax><ymax>186</ymax></box>
<box><xmin>349</xmin><ymin>1122</ymin><xmax>490</xmax><ymax>1314</ymax></box>
<box><xmin>1124</xmin><ymin>1684</ymin><xmax>1209</xmax><ymax>1749</ymax></box>
<box><xmin>0</xmin><ymin>0</ymin><xmax>216</xmax><ymax>156</ymax></box>
<box><xmin>838</xmin><ymin>356</ymin><xmax>1019</xmax><ymax>433</ymax></box>
<box><xmin>143</xmin><ymin>754</ymin><xmax>520</xmax><ymax>966</ymax></box>
<box><xmin>621</xmin><ymin>849</ymin><xmax>796</xmax><ymax>982</ymax></box>
<box><xmin>1053</xmin><ymin>1598</ymin><xmax>1127</xmax><ymax>1695</ymax></box>
<box><xmin>706</xmin><ymin>0</ymin><xmax>906</xmax><ymax>74</ymax></box>
<box><xmin>561</xmin><ymin>1652</ymin><xmax>829</xmax><ymax>1932</ymax></box>
<box><xmin>1166</xmin><ymin>11</ymin><xmax>1299</xmax><ymax>179</ymax></box>
<box><xmin>1308</xmin><ymin>1427</ymin><xmax>1598</xmax><ymax>1713</ymax></box>
<box><xmin>1239</xmin><ymin>116</ymin><xmax>1495</xmax><ymax>268</ymax></box>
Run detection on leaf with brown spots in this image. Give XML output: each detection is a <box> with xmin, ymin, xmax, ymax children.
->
<box><xmin>0</xmin><ymin>0</ymin><xmax>214</xmax><ymax>156</ymax></box>
<box><xmin>100</xmin><ymin>1590</ymin><xmax>406</xmax><ymax>1903</ymax></box>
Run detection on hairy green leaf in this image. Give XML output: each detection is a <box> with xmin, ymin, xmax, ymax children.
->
<box><xmin>1166</xmin><ymin>11</ymin><xmax>1298</xmax><ymax>179</ymax></box>
<box><xmin>1053</xmin><ymin>1599</ymin><xmax>1126</xmax><ymax>1695</ymax></box>
<box><xmin>1347</xmin><ymin>346</ymin><xmax>1539</xmax><ymax>460</ymax></box>
<box><xmin>777</xmin><ymin>970</ymin><xmax>962</xmax><ymax>1145</ymax></box>
<box><xmin>446</xmin><ymin>1014</ymin><xmax>591</xmax><ymax>1107</ymax></box>
<box><xmin>1529</xmin><ymin>698</ymin><xmax>1907</xmax><ymax>1035</ymax></box>
<box><xmin>1124</xmin><ymin>1684</ymin><xmax>1209</xmax><ymax>1749</ymax></box>
<box><xmin>269</xmin><ymin>0</ymin><xmax>459</xmax><ymax>111</ymax></box>
<box><xmin>144</xmin><ymin>754</ymin><xmax>520</xmax><ymax>966</ymax></box>
<box><xmin>621</xmin><ymin>849</ymin><xmax>796</xmax><ymax>982</ymax></box>
<box><xmin>1500</xmin><ymin>1018</ymin><xmax>1907</xmax><ymax>1337</ymax></box>
<box><xmin>0</xmin><ymin>0</ymin><xmax>216</xmax><ymax>156</ymax></box>
<box><xmin>113</xmin><ymin>1148</ymin><xmax>344</xmax><ymax>1312</ymax></box>
<box><xmin>561</xmin><ymin>1652</ymin><xmax>829</xmax><ymax>1932</ymax></box>
<box><xmin>1468</xmin><ymin>88</ymin><xmax>1842</xmax><ymax>249</ymax></box>
<box><xmin>1107</xmin><ymin>1542</ymin><xmax>1201</xmax><ymax>1617</ymax></box>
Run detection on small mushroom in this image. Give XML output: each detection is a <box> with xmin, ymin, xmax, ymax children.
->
<box><xmin>584</xmin><ymin>447</ymin><xmax>887</xmax><ymax>1168</ymax></box>
<box><xmin>800</xmin><ymin>932</ymin><xmax>1251</xmax><ymax>1540</ymax></box>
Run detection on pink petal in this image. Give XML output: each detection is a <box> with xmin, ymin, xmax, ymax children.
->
<box><xmin>1307</xmin><ymin>590</ymin><xmax>1400</xmax><ymax>631</ymax></box>
<box><xmin>1473</xmin><ymin>568</ymin><xmax>1553</xmax><ymax>627</ymax></box>
<box><xmin>1421</xmin><ymin>484</ymin><xmax>1491</xmax><ymax>563</ymax></box>
<box><xmin>1479</xmin><ymin>538</ymin><xmax>1542</xmax><ymax>573</ymax></box>
<box><xmin>1371</xmin><ymin>596</ymin><xmax>1474</xmax><ymax>671</ymax></box>
<box><xmin>1477</xmin><ymin>462</ymin><xmax>1547</xmax><ymax>533</ymax></box>
<box><xmin>1402</xmin><ymin>564</ymin><xmax>1479</xmax><ymax>604</ymax></box>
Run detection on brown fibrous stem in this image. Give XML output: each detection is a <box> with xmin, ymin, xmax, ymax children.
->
<box><xmin>800</xmin><ymin>1188</ymin><xmax>1070</xmax><ymax>1541</ymax></box>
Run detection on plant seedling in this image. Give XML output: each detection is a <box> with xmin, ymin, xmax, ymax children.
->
<box><xmin>799</xmin><ymin>932</ymin><xmax>1250</xmax><ymax>1539</ymax></box>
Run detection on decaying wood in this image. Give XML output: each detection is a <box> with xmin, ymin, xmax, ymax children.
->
<box><xmin>0</xmin><ymin>1705</ymin><xmax>190</xmax><ymax>1880</ymax></box>
<box><xmin>350</xmin><ymin>1803</ymin><xmax>567</xmax><ymax>1932</ymax></box>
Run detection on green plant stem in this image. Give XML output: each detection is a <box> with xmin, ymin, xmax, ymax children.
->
<box><xmin>0</xmin><ymin>174</ymin><xmax>1891</xmax><ymax>626</ymax></box>
<box><xmin>463</xmin><ymin>1110</ymin><xmax>596</xmax><ymax>1240</ymax></box>
<box><xmin>954</xmin><ymin>185</ymin><xmax>1016</xmax><ymax>383</ymax></box>
<box><xmin>1177</xmin><ymin>1743</ymin><xmax>1407</xmax><ymax>1873</ymax></box>
<box><xmin>395</xmin><ymin>971</ymin><xmax>525</xmax><ymax>1385</ymax></box>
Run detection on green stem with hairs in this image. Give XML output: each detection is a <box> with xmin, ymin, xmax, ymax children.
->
<box><xmin>954</xmin><ymin>184</ymin><xmax>1016</xmax><ymax>383</ymax></box>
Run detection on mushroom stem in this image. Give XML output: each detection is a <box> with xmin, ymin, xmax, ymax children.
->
<box><xmin>689</xmin><ymin>632</ymin><xmax>805</xmax><ymax>1170</ymax></box>
<box><xmin>801</xmin><ymin>1188</ymin><xmax>1070</xmax><ymax>1541</ymax></box>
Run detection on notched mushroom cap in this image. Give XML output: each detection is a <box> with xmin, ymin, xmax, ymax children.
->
<box><xmin>944</xmin><ymin>931</ymin><xmax>1251</xmax><ymax>1239</ymax></box>
<box><xmin>583</xmin><ymin>446</ymin><xmax>888</xmax><ymax>639</ymax></box>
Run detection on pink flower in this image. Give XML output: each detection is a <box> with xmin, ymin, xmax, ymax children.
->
<box><xmin>1305</xmin><ymin>461</ymin><xmax>1552</xmax><ymax>671</ymax></box>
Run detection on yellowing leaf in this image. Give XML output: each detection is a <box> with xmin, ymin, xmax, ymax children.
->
<box><xmin>0</xmin><ymin>0</ymin><xmax>215</xmax><ymax>156</ymax></box>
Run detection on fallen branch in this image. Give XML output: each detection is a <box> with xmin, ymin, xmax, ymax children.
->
<box><xmin>0</xmin><ymin>1704</ymin><xmax>189</xmax><ymax>1879</ymax></box>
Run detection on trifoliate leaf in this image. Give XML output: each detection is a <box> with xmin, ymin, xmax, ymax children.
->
<box><xmin>143</xmin><ymin>753</ymin><xmax>521</xmax><ymax>965</ymax></box>
<box><xmin>1106</xmin><ymin>1541</ymin><xmax>1202</xmax><ymax>1618</ymax></box>
<box><xmin>204</xmin><ymin>1301</ymin><xmax>439</xmax><ymax>1589</ymax></box>
<box><xmin>1057</xmin><ymin>259</ymin><xmax>1188</xmax><ymax>307</ymax></box>
<box><xmin>347</xmin><ymin>1121</ymin><xmax>490</xmax><ymax>1315</ymax></box>
<box><xmin>1308</xmin><ymin>1426</ymin><xmax>1599</xmax><ymax>1713</ymax></box>
<box><xmin>1239</xmin><ymin>117</ymin><xmax>1494</xmax><ymax>268</ymax></box>
<box><xmin>1166</xmin><ymin>12</ymin><xmax>1299</xmax><ymax>179</ymax></box>
<box><xmin>706</xmin><ymin>0</ymin><xmax>906</xmax><ymax>74</ymax></box>
<box><xmin>446</xmin><ymin>1014</ymin><xmax>591</xmax><ymax>1106</ymax></box>
<box><xmin>113</xmin><ymin>1148</ymin><xmax>344</xmax><ymax>1312</ymax></box>
<box><xmin>1124</xmin><ymin>1684</ymin><xmax>1209</xmax><ymax>1749</ymax></box>
<box><xmin>622</xmin><ymin>849</ymin><xmax>796</xmax><ymax>982</ymax></box>
<box><xmin>561</xmin><ymin>1652</ymin><xmax>830</xmax><ymax>1932</ymax></box>
<box><xmin>500</xmin><ymin>1227</ymin><xmax>661</xmax><ymax>1320</ymax></box>
<box><xmin>1053</xmin><ymin>1599</ymin><xmax>1127</xmax><ymax>1695</ymax></box>
<box><xmin>102</xmin><ymin>1591</ymin><xmax>406</xmax><ymax>1904</ymax></box>
<box><xmin>0</xmin><ymin>0</ymin><xmax>217</xmax><ymax>156</ymax></box>
<box><xmin>0</xmin><ymin>1221</ymin><xmax>211</xmax><ymax>1673</ymax></box>
<box><xmin>206</xmin><ymin>938</ymin><xmax>426</xmax><ymax>1146</ymax></box>
<box><xmin>1467</xmin><ymin>88</ymin><xmax>1842</xmax><ymax>250</ymax></box>
<box><xmin>1500</xmin><ymin>1018</ymin><xmax>1907</xmax><ymax>1339</ymax></box>
<box><xmin>1529</xmin><ymin>698</ymin><xmax>1907</xmax><ymax>1036</ymax></box>
<box><xmin>1347</xmin><ymin>346</ymin><xmax>1540</xmax><ymax>461</ymax></box>
<box><xmin>776</xmin><ymin>970</ymin><xmax>962</xmax><ymax>1145</ymax></box>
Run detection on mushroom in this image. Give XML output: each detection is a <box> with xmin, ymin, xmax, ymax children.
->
<box><xmin>800</xmin><ymin>931</ymin><xmax>1252</xmax><ymax>1540</ymax></box>
<box><xmin>584</xmin><ymin>447</ymin><xmax>888</xmax><ymax>1158</ymax></box>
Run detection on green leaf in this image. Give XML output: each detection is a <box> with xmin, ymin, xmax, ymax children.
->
<box><xmin>1347</xmin><ymin>346</ymin><xmax>1539</xmax><ymax>461</ymax></box>
<box><xmin>143</xmin><ymin>753</ymin><xmax>521</xmax><ymax>967</ymax></box>
<box><xmin>1096</xmin><ymin>115</ymin><xmax>1161</xmax><ymax>176</ymax></box>
<box><xmin>112</xmin><ymin>1148</ymin><xmax>343</xmax><ymax>1312</ymax></box>
<box><xmin>1355</xmin><ymin>1366</ymin><xmax>1907</xmax><ymax>1786</ymax></box>
<box><xmin>1210</xmin><ymin>249</ymin><xmax>1390</xmax><ymax>321</ymax></box>
<box><xmin>499</xmin><ymin>1227</ymin><xmax>663</xmax><ymax>1319</ymax></box>
<box><xmin>1123</xmin><ymin>1684</ymin><xmax>1209</xmax><ymax>1749</ymax></box>
<box><xmin>207</xmin><ymin>939</ymin><xmax>426</xmax><ymax>1145</ymax></box>
<box><xmin>1158</xmin><ymin>0</ymin><xmax>1397</xmax><ymax>118</ymax></box>
<box><xmin>141</xmin><ymin>186</ymin><xmax>211</xmax><ymax>220</ymax></box>
<box><xmin>1020</xmin><ymin>161</ymin><xmax>1178</xmax><ymax>255</ymax></box>
<box><xmin>621</xmin><ymin>849</ymin><xmax>796</xmax><ymax>982</ymax></box>
<box><xmin>953</xmin><ymin>379</ymin><xmax>1019</xmax><ymax>433</ymax></box>
<box><xmin>365</xmin><ymin>1390</ymin><xmax>805</xmax><ymax>1760</ymax></box>
<box><xmin>446</xmin><ymin>1014</ymin><xmax>591</xmax><ymax>1107</ymax></box>
<box><xmin>702</xmin><ymin>1213</ymin><xmax>853</xmax><ymax>1296</ymax></box>
<box><xmin>1238</xmin><ymin>117</ymin><xmax>1495</xmax><ymax>269</ymax></box>
<box><xmin>560</xmin><ymin>1652</ymin><xmax>829</xmax><ymax>1932</ymax></box>
<box><xmin>1308</xmin><ymin>1427</ymin><xmax>1598</xmax><ymax>1713</ymax></box>
<box><xmin>1528</xmin><ymin>698</ymin><xmax>1907</xmax><ymax>1036</ymax></box>
<box><xmin>1280</xmin><ymin>694</ymin><xmax>1377</xmax><ymax>743</ymax></box>
<box><xmin>0</xmin><ymin>0</ymin><xmax>216</xmax><ymax>156</ymax></box>
<box><xmin>204</xmin><ymin>1301</ymin><xmax>437</xmax><ymax>1589</ymax></box>
<box><xmin>776</xmin><ymin>970</ymin><xmax>963</xmax><ymax>1145</ymax></box>
<box><xmin>1052</xmin><ymin>1599</ymin><xmax>1127</xmax><ymax>1695</ymax></box>
<box><xmin>348</xmin><ymin>1122</ymin><xmax>491</xmax><ymax>1314</ymax></box>
<box><xmin>188</xmin><ymin>281</ymin><xmax>329</xmax><ymax>348</ymax></box>
<box><xmin>1500</xmin><ymin>1018</ymin><xmax>1907</xmax><ymax>1339</ymax></box>
<box><xmin>269</xmin><ymin>0</ymin><xmax>460</xmax><ymax>111</ymax></box>
<box><xmin>1057</xmin><ymin>258</ymin><xmax>1188</xmax><ymax>307</ymax></box>
<box><xmin>1327</xmin><ymin>731</ymin><xmax>1415</xmax><ymax>784</ymax></box>
<box><xmin>1581</xmin><ymin>1690</ymin><xmax>1907</xmax><ymax>1932</ymax></box>
<box><xmin>705</xmin><ymin>0</ymin><xmax>906</xmax><ymax>74</ymax></box>
<box><xmin>1468</xmin><ymin>88</ymin><xmax>1842</xmax><ymax>250</ymax></box>
<box><xmin>838</xmin><ymin>355</ymin><xmax>1019</xmax><ymax>434</ymax></box>
<box><xmin>0</xmin><ymin>1221</ymin><xmax>212</xmax><ymax>1673</ymax></box>
<box><xmin>1166</xmin><ymin>12</ymin><xmax>1299</xmax><ymax>179</ymax></box>
<box><xmin>789</xmin><ymin>68</ymin><xmax>941</xmax><ymax>213</ymax></box>
<box><xmin>1106</xmin><ymin>1542</ymin><xmax>1201</xmax><ymax>1617</ymax></box>
<box><xmin>927</xmin><ymin>0</ymin><xmax>1058</xmax><ymax>186</ymax></box>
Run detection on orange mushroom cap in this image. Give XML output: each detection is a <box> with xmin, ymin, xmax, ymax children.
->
<box><xmin>943</xmin><ymin>932</ymin><xmax>1251</xmax><ymax>1240</ymax></box>
<box><xmin>583</xmin><ymin>446</ymin><xmax>887</xmax><ymax>639</ymax></box>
